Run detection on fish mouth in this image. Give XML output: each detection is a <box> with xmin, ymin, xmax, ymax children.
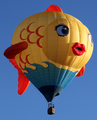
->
<box><xmin>72</xmin><ymin>42</ymin><xmax>86</xmax><ymax>56</ymax></box>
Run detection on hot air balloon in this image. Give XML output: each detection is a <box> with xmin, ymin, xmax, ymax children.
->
<box><xmin>4</xmin><ymin>5</ymin><xmax>93</xmax><ymax>115</ymax></box>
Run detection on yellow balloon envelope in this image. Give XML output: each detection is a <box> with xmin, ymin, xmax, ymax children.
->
<box><xmin>4</xmin><ymin>5</ymin><xmax>93</xmax><ymax>109</ymax></box>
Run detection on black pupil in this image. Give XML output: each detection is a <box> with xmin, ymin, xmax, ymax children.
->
<box><xmin>62</xmin><ymin>26</ymin><xmax>68</xmax><ymax>34</ymax></box>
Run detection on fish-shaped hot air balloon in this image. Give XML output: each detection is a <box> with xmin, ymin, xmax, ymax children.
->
<box><xmin>4</xmin><ymin>5</ymin><xmax>93</xmax><ymax>115</ymax></box>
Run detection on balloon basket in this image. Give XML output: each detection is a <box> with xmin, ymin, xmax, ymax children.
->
<box><xmin>47</xmin><ymin>102</ymin><xmax>55</xmax><ymax>115</ymax></box>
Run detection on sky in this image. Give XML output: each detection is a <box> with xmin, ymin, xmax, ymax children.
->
<box><xmin>0</xmin><ymin>0</ymin><xmax>97</xmax><ymax>120</ymax></box>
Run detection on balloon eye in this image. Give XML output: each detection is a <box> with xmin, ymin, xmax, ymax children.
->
<box><xmin>55</xmin><ymin>24</ymin><xmax>69</xmax><ymax>36</ymax></box>
<box><xmin>88</xmin><ymin>33</ymin><xmax>93</xmax><ymax>46</ymax></box>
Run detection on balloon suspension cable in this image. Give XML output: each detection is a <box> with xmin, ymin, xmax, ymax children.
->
<box><xmin>53</xmin><ymin>94</ymin><xmax>59</xmax><ymax>104</ymax></box>
<box><xmin>47</xmin><ymin>102</ymin><xmax>55</xmax><ymax>115</ymax></box>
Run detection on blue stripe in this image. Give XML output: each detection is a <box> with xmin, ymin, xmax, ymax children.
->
<box><xmin>24</xmin><ymin>62</ymin><xmax>77</xmax><ymax>90</ymax></box>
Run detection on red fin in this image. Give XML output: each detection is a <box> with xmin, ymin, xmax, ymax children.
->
<box><xmin>9</xmin><ymin>59</ymin><xmax>30</xmax><ymax>95</ymax></box>
<box><xmin>18</xmin><ymin>69</ymin><xmax>30</xmax><ymax>95</ymax></box>
<box><xmin>76</xmin><ymin>66</ymin><xmax>85</xmax><ymax>77</ymax></box>
<box><xmin>45</xmin><ymin>5</ymin><xmax>63</xmax><ymax>13</ymax></box>
<box><xmin>4</xmin><ymin>41</ymin><xmax>28</xmax><ymax>59</ymax></box>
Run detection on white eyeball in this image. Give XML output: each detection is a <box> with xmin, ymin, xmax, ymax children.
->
<box><xmin>88</xmin><ymin>33</ymin><xmax>93</xmax><ymax>46</ymax></box>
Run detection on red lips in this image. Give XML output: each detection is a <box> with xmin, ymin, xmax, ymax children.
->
<box><xmin>72</xmin><ymin>42</ymin><xmax>86</xmax><ymax>56</ymax></box>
